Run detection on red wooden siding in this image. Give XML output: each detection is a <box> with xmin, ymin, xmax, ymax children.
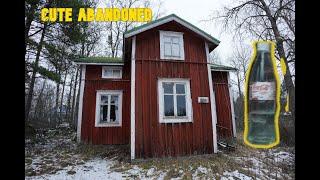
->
<box><xmin>81</xmin><ymin>63</ymin><xmax>131</xmax><ymax>144</ymax></box>
<box><xmin>134</xmin><ymin>21</ymin><xmax>214</xmax><ymax>158</ymax></box>
<box><xmin>211</xmin><ymin>71</ymin><xmax>233</xmax><ymax>139</ymax></box>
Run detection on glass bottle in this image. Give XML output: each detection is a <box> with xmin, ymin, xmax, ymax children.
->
<box><xmin>246</xmin><ymin>42</ymin><xmax>277</xmax><ymax>145</ymax></box>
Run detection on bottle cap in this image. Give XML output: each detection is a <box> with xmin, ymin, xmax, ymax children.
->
<box><xmin>257</xmin><ymin>42</ymin><xmax>270</xmax><ymax>52</ymax></box>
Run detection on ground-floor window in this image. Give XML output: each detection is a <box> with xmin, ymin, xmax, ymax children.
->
<box><xmin>158</xmin><ymin>78</ymin><xmax>193</xmax><ymax>123</ymax></box>
<box><xmin>95</xmin><ymin>90</ymin><xmax>122</xmax><ymax>127</ymax></box>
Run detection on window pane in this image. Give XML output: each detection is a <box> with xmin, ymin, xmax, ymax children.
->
<box><xmin>110</xmin><ymin>95</ymin><xmax>118</xmax><ymax>104</ymax></box>
<box><xmin>100</xmin><ymin>105</ymin><xmax>109</xmax><ymax>123</ymax></box>
<box><xmin>176</xmin><ymin>84</ymin><xmax>185</xmax><ymax>94</ymax></box>
<box><xmin>109</xmin><ymin>104</ymin><xmax>118</xmax><ymax>122</ymax></box>
<box><xmin>171</xmin><ymin>43</ymin><xmax>180</xmax><ymax>57</ymax></box>
<box><xmin>164</xmin><ymin>42</ymin><xmax>172</xmax><ymax>56</ymax></box>
<box><xmin>163</xmin><ymin>83</ymin><xmax>174</xmax><ymax>94</ymax></box>
<box><xmin>113</xmin><ymin>69</ymin><xmax>121</xmax><ymax>77</ymax></box>
<box><xmin>100</xmin><ymin>95</ymin><xmax>108</xmax><ymax>104</ymax></box>
<box><xmin>104</xmin><ymin>69</ymin><xmax>113</xmax><ymax>77</ymax></box>
<box><xmin>177</xmin><ymin>95</ymin><xmax>186</xmax><ymax>116</ymax></box>
<box><xmin>163</xmin><ymin>36</ymin><xmax>171</xmax><ymax>43</ymax></box>
<box><xmin>164</xmin><ymin>95</ymin><xmax>174</xmax><ymax>116</ymax></box>
<box><xmin>172</xmin><ymin>37</ymin><xmax>180</xmax><ymax>43</ymax></box>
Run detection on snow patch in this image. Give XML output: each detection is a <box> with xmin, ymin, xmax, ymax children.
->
<box><xmin>126</xmin><ymin>165</ymin><xmax>142</xmax><ymax>175</ymax></box>
<box><xmin>147</xmin><ymin>167</ymin><xmax>156</xmax><ymax>176</ymax></box>
<box><xmin>273</xmin><ymin>151</ymin><xmax>294</xmax><ymax>163</ymax></box>
<box><xmin>222</xmin><ymin>170</ymin><xmax>252</xmax><ymax>180</ymax></box>
<box><xmin>25</xmin><ymin>158</ymin><xmax>122</xmax><ymax>180</ymax></box>
<box><xmin>197</xmin><ymin>166</ymin><xmax>208</xmax><ymax>174</ymax></box>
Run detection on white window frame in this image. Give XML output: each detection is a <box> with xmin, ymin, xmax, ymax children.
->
<box><xmin>102</xmin><ymin>66</ymin><xmax>123</xmax><ymax>79</ymax></box>
<box><xmin>158</xmin><ymin>78</ymin><xmax>193</xmax><ymax>123</ymax></box>
<box><xmin>159</xmin><ymin>31</ymin><xmax>185</xmax><ymax>60</ymax></box>
<box><xmin>95</xmin><ymin>90</ymin><xmax>123</xmax><ymax>127</ymax></box>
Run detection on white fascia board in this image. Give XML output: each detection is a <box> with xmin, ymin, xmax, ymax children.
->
<box><xmin>77</xmin><ymin>65</ymin><xmax>86</xmax><ymax>142</ymax></box>
<box><xmin>205</xmin><ymin>42</ymin><xmax>218</xmax><ymax>153</ymax></box>
<box><xmin>75</xmin><ymin>62</ymin><xmax>124</xmax><ymax>66</ymax></box>
<box><xmin>211</xmin><ymin>69</ymin><xmax>237</xmax><ymax>72</ymax></box>
<box><xmin>124</xmin><ymin>16</ymin><xmax>219</xmax><ymax>46</ymax></box>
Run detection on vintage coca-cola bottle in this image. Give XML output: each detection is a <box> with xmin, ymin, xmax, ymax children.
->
<box><xmin>245</xmin><ymin>41</ymin><xmax>279</xmax><ymax>146</ymax></box>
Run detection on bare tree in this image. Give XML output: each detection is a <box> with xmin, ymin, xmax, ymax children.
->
<box><xmin>25</xmin><ymin>23</ymin><xmax>48</xmax><ymax>121</ymax></box>
<box><xmin>227</xmin><ymin>43</ymin><xmax>250</xmax><ymax>130</ymax></box>
<box><xmin>209</xmin><ymin>51</ymin><xmax>222</xmax><ymax>64</ymax></box>
<box><xmin>102</xmin><ymin>0</ymin><xmax>164</xmax><ymax>57</ymax></box>
<box><xmin>210</xmin><ymin>0</ymin><xmax>295</xmax><ymax>121</ymax></box>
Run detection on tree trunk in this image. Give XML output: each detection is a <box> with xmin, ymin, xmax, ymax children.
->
<box><xmin>236</xmin><ymin>71</ymin><xmax>241</xmax><ymax>98</ymax></box>
<box><xmin>71</xmin><ymin>68</ymin><xmax>79</xmax><ymax>130</ymax></box>
<box><xmin>59</xmin><ymin>70</ymin><xmax>68</xmax><ymax>120</ymax></box>
<box><xmin>74</xmin><ymin>67</ymin><xmax>82</xmax><ymax>131</ymax></box>
<box><xmin>25</xmin><ymin>23</ymin><xmax>47</xmax><ymax>121</ymax></box>
<box><xmin>110</xmin><ymin>22</ymin><xmax>115</xmax><ymax>57</ymax></box>
<box><xmin>242</xmin><ymin>64</ymin><xmax>246</xmax><ymax>82</ymax></box>
<box><xmin>54</xmin><ymin>69</ymin><xmax>61</xmax><ymax>126</ymax></box>
<box><xmin>34</xmin><ymin>79</ymin><xmax>46</xmax><ymax>121</ymax></box>
<box><xmin>260</xmin><ymin>0</ymin><xmax>295</xmax><ymax>121</ymax></box>
<box><xmin>67</xmin><ymin>70</ymin><xmax>74</xmax><ymax>124</ymax></box>
<box><xmin>25</xmin><ymin>0</ymin><xmax>40</xmax><ymax>41</ymax></box>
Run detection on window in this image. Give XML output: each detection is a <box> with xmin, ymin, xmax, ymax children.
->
<box><xmin>95</xmin><ymin>90</ymin><xmax>122</xmax><ymax>127</ymax></box>
<box><xmin>158</xmin><ymin>78</ymin><xmax>192</xmax><ymax>123</ymax></box>
<box><xmin>160</xmin><ymin>31</ymin><xmax>185</xmax><ymax>60</ymax></box>
<box><xmin>102</xmin><ymin>66</ymin><xmax>122</xmax><ymax>79</ymax></box>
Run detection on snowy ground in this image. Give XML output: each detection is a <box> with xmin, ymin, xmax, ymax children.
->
<box><xmin>25</xmin><ymin>126</ymin><xmax>295</xmax><ymax>180</ymax></box>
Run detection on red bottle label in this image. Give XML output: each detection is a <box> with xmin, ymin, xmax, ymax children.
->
<box><xmin>250</xmin><ymin>82</ymin><xmax>275</xmax><ymax>100</ymax></box>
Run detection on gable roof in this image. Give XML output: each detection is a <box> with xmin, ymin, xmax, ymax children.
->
<box><xmin>124</xmin><ymin>14</ymin><xmax>220</xmax><ymax>46</ymax></box>
<box><xmin>73</xmin><ymin>57</ymin><xmax>124</xmax><ymax>65</ymax></box>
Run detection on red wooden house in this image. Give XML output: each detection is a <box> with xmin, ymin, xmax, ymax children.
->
<box><xmin>74</xmin><ymin>14</ymin><xmax>237</xmax><ymax>159</ymax></box>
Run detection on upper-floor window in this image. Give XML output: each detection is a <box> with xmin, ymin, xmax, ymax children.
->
<box><xmin>102</xmin><ymin>66</ymin><xmax>122</xmax><ymax>79</ymax></box>
<box><xmin>159</xmin><ymin>31</ymin><xmax>185</xmax><ymax>60</ymax></box>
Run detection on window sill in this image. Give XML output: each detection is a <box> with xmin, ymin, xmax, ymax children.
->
<box><xmin>101</xmin><ymin>77</ymin><xmax>122</xmax><ymax>79</ymax></box>
<box><xmin>95</xmin><ymin>122</ymin><xmax>122</xmax><ymax>127</ymax></box>
<box><xmin>160</xmin><ymin>117</ymin><xmax>192</xmax><ymax>123</ymax></box>
<box><xmin>161</xmin><ymin>57</ymin><xmax>185</xmax><ymax>61</ymax></box>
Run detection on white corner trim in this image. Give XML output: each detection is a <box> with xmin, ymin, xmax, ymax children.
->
<box><xmin>227</xmin><ymin>72</ymin><xmax>237</xmax><ymax>137</ymax></box>
<box><xmin>130</xmin><ymin>36</ymin><xmax>136</xmax><ymax>160</ymax></box>
<box><xmin>77</xmin><ymin>65</ymin><xmax>86</xmax><ymax>142</ymax></box>
<box><xmin>94</xmin><ymin>90</ymin><xmax>123</xmax><ymax>127</ymax></box>
<box><xmin>205</xmin><ymin>42</ymin><xmax>218</xmax><ymax>153</ymax></box>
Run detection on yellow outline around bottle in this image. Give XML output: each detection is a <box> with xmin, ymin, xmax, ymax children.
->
<box><xmin>243</xmin><ymin>40</ymin><xmax>281</xmax><ymax>149</ymax></box>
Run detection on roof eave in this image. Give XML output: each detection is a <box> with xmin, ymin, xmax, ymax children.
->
<box><xmin>74</xmin><ymin>62</ymin><xmax>124</xmax><ymax>66</ymax></box>
<box><xmin>211</xmin><ymin>68</ymin><xmax>237</xmax><ymax>72</ymax></box>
